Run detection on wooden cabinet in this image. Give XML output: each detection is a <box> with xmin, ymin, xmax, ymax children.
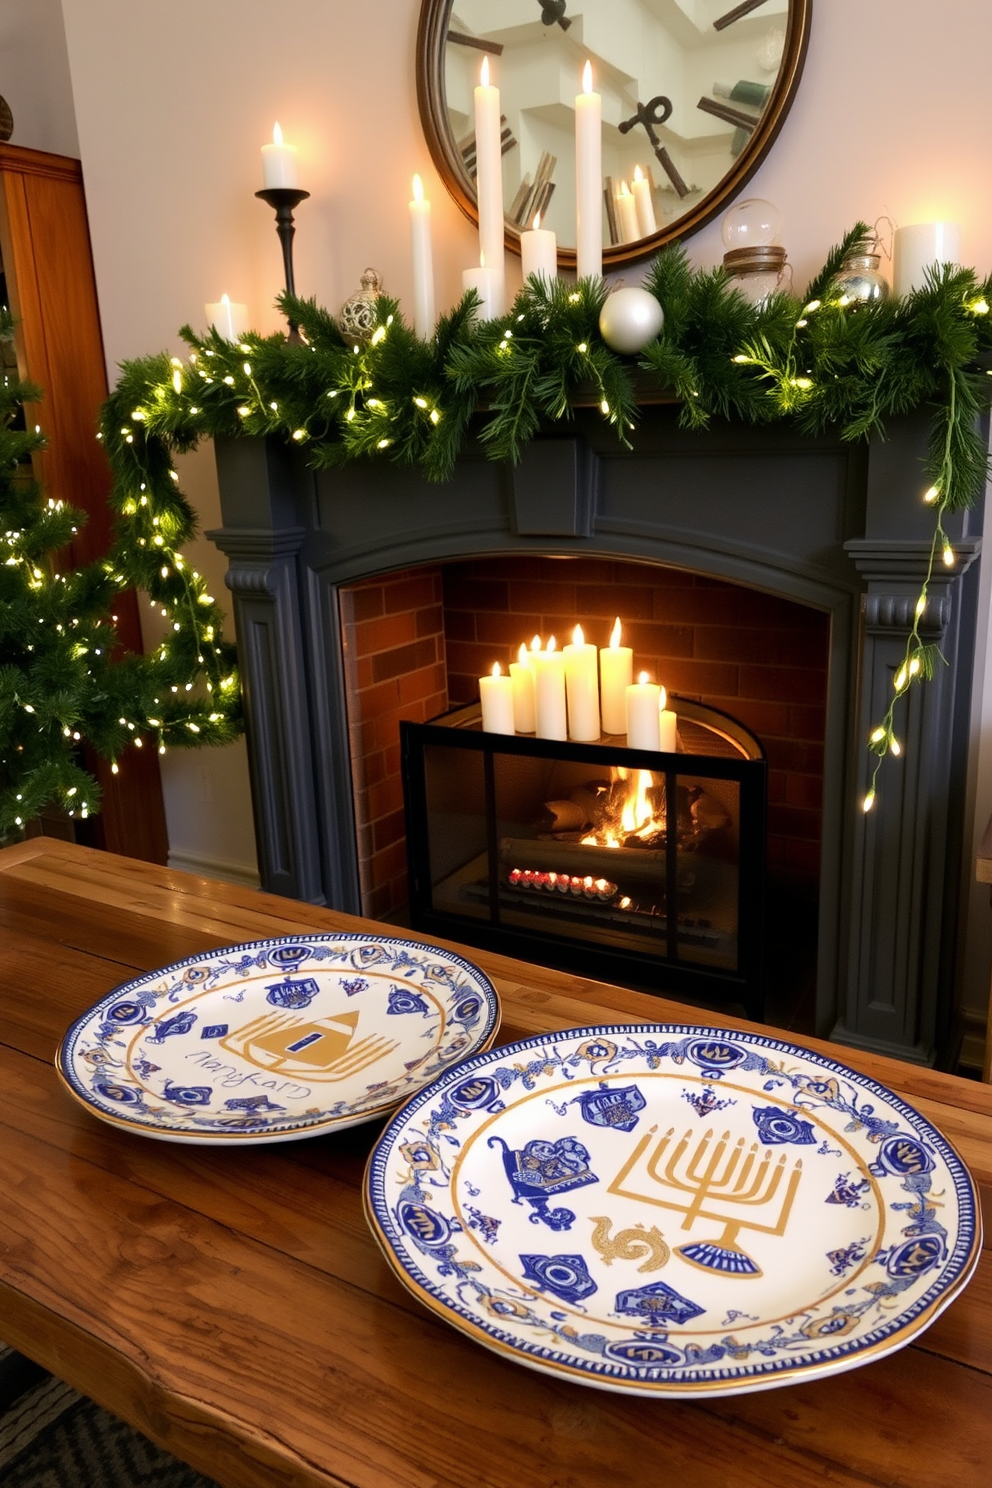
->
<box><xmin>0</xmin><ymin>143</ymin><xmax>168</xmax><ymax>862</ymax></box>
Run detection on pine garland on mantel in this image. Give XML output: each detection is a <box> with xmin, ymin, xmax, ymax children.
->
<box><xmin>102</xmin><ymin>225</ymin><xmax>992</xmax><ymax>808</ymax></box>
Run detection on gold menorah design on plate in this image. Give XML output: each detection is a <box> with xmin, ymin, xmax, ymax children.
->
<box><xmin>608</xmin><ymin>1125</ymin><xmax>804</xmax><ymax>1278</ymax></box>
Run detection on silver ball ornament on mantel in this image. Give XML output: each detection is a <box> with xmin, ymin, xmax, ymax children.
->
<box><xmin>339</xmin><ymin>267</ymin><xmax>384</xmax><ymax>348</ymax></box>
<box><xmin>598</xmin><ymin>286</ymin><xmax>665</xmax><ymax>356</ymax></box>
<box><xmin>831</xmin><ymin>249</ymin><xmax>890</xmax><ymax>308</ymax></box>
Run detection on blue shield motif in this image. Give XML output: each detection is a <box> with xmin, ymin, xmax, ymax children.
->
<box><xmin>265</xmin><ymin>976</ymin><xmax>320</xmax><ymax>1010</ymax></box>
<box><xmin>615</xmin><ymin>1281</ymin><xmax>705</xmax><ymax>1327</ymax></box>
<box><xmin>604</xmin><ymin>1338</ymin><xmax>683</xmax><ymax>1368</ymax></box>
<box><xmin>162</xmin><ymin>1083</ymin><xmax>212</xmax><ymax>1106</ymax></box>
<box><xmin>686</xmin><ymin>1039</ymin><xmax>747</xmax><ymax>1075</ymax></box>
<box><xmin>448</xmin><ymin>1075</ymin><xmax>500</xmax><ymax>1111</ymax></box>
<box><xmin>870</xmin><ymin>1134</ymin><xmax>937</xmax><ymax>1178</ymax></box>
<box><xmin>751</xmin><ymin>1106</ymin><xmax>816</xmax><ymax>1146</ymax></box>
<box><xmin>520</xmin><ymin>1253</ymin><xmax>598</xmax><ymax>1304</ymax></box>
<box><xmin>575</xmin><ymin>1083</ymin><xmax>646</xmax><ymax>1133</ymax></box>
<box><xmin>386</xmin><ymin>986</ymin><xmax>430</xmax><ymax>1017</ymax></box>
<box><xmin>397</xmin><ymin>1201</ymin><xmax>452</xmax><ymax>1249</ymax></box>
<box><xmin>267</xmin><ymin>944</ymin><xmax>312</xmax><ymax>968</ymax></box>
<box><xmin>883</xmin><ymin>1233</ymin><xmax>946</xmax><ymax>1278</ymax></box>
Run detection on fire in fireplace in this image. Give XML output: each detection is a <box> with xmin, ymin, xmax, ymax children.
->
<box><xmin>401</xmin><ymin>698</ymin><xmax>766</xmax><ymax>1016</ymax></box>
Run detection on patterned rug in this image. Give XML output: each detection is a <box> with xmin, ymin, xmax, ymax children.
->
<box><xmin>0</xmin><ymin>1346</ymin><xmax>221</xmax><ymax>1488</ymax></box>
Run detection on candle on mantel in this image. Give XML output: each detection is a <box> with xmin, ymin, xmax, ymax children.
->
<box><xmin>599</xmin><ymin>616</ymin><xmax>633</xmax><ymax>735</ymax></box>
<box><xmin>626</xmin><ymin>671</ymin><xmax>661</xmax><ymax>751</ymax></box>
<box><xmin>533</xmin><ymin>636</ymin><xmax>568</xmax><ymax>741</ymax></box>
<box><xmin>462</xmin><ymin>254</ymin><xmax>499</xmax><ymax>321</ymax></box>
<box><xmin>480</xmin><ymin>661</ymin><xmax>516</xmax><ymax>734</ymax></box>
<box><xmin>659</xmin><ymin>685</ymin><xmax>678</xmax><ymax>752</ymax></box>
<box><xmin>204</xmin><ymin>293</ymin><xmax>248</xmax><ymax>342</ymax></box>
<box><xmin>520</xmin><ymin>211</ymin><xmax>557</xmax><ymax>283</ymax></box>
<box><xmin>616</xmin><ymin>181</ymin><xmax>640</xmax><ymax>244</ymax></box>
<box><xmin>509</xmin><ymin>642</ymin><xmax>537</xmax><ymax>733</ymax></box>
<box><xmin>474</xmin><ymin>56</ymin><xmax>506</xmax><ymax>317</ymax></box>
<box><xmin>409</xmin><ymin>174</ymin><xmax>436</xmax><ymax>340</ymax></box>
<box><xmin>261</xmin><ymin>121</ymin><xmax>299</xmax><ymax>188</ymax></box>
<box><xmin>631</xmin><ymin>165</ymin><xmax>657</xmax><ymax>238</ymax></box>
<box><xmin>575</xmin><ymin>61</ymin><xmax>603</xmax><ymax>281</ymax></box>
<box><xmin>563</xmin><ymin>624</ymin><xmax>601</xmax><ymax>741</ymax></box>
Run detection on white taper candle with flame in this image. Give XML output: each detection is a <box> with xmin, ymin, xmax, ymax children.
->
<box><xmin>626</xmin><ymin>671</ymin><xmax>661</xmax><ymax>751</ymax></box>
<box><xmin>480</xmin><ymin>661</ymin><xmax>515</xmax><ymax>734</ymax></box>
<box><xmin>409</xmin><ymin>175</ymin><xmax>436</xmax><ymax>339</ymax></box>
<box><xmin>563</xmin><ymin>624</ymin><xmax>601</xmax><ymax>740</ymax></box>
<box><xmin>599</xmin><ymin>617</ymin><xmax>633</xmax><ymax>735</ymax></box>
<box><xmin>261</xmin><ymin>122</ymin><xmax>298</xmax><ymax>188</ymax></box>
<box><xmin>204</xmin><ymin>293</ymin><xmax>248</xmax><ymax>341</ymax></box>
<box><xmin>520</xmin><ymin>211</ymin><xmax>557</xmax><ymax>283</ymax></box>
<box><xmin>615</xmin><ymin>181</ymin><xmax>640</xmax><ymax>244</ymax></box>
<box><xmin>474</xmin><ymin>57</ymin><xmax>505</xmax><ymax>317</ymax></box>
<box><xmin>659</xmin><ymin>685</ymin><xmax>678</xmax><ymax>752</ymax></box>
<box><xmin>631</xmin><ymin>165</ymin><xmax>657</xmax><ymax>237</ymax></box>
<box><xmin>509</xmin><ymin>642</ymin><xmax>537</xmax><ymax>732</ymax></box>
<box><xmin>575</xmin><ymin>61</ymin><xmax>602</xmax><ymax>281</ymax></box>
<box><xmin>533</xmin><ymin>636</ymin><xmax>568</xmax><ymax>741</ymax></box>
<box><xmin>462</xmin><ymin>255</ymin><xmax>499</xmax><ymax>321</ymax></box>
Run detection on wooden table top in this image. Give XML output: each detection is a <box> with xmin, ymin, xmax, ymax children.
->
<box><xmin>2</xmin><ymin>837</ymin><xmax>991</xmax><ymax>1488</ymax></box>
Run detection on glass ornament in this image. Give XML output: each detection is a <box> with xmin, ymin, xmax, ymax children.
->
<box><xmin>721</xmin><ymin>197</ymin><xmax>781</xmax><ymax>251</ymax></box>
<box><xmin>598</xmin><ymin>287</ymin><xmax>665</xmax><ymax>355</ymax></box>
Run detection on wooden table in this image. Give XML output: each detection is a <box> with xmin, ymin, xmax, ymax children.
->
<box><xmin>2</xmin><ymin>838</ymin><xmax>991</xmax><ymax>1488</ymax></box>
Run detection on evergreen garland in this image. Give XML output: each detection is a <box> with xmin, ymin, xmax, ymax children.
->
<box><xmin>0</xmin><ymin>310</ymin><xmax>241</xmax><ymax>839</ymax></box>
<box><xmin>95</xmin><ymin>227</ymin><xmax>992</xmax><ymax>808</ymax></box>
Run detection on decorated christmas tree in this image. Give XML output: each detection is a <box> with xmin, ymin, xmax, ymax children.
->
<box><xmin>0</xmin><ymin>309</ymin><xmax>242</xmax><ymax>839</ymax></box>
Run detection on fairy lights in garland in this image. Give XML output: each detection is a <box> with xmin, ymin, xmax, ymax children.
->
<box><xmin>98</xmin><ymin>228</ymin><xmax>992</xmax><ymax>813</ymax></box>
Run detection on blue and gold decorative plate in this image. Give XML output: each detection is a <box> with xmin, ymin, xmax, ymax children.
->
<box><xmin>364</xmin><ymin>1024</ymin><xmax>981</xmax><ymax>1396</ymax></box>
<box><xmin>56</xmin><ymin>934</ymin><xmax>500</xmax><ymax>1144</ymax></box>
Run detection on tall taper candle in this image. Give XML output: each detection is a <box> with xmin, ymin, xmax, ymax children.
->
<box><xmin>575</xmin><ymin>61</ymin><xmax>603</xmax><ymax>280</ymax></box>
<box><xmin>631</xmin><ymin>165</ymin><xmax>657</xmax><ymax>237</ymax></box>
<box><xmin>659</xmin><ymin>685</ymin><xmax>678</xmax><ymax>752</ymax></box>
<box><xmin>599</xmin><ymin>617</ymin><xmax>633</xmax><ymax>734</ymax></box>
<box><xmin>563</xmin><ymin>624</ymin><xmax>601</xmax><ymax>740</ymax></box>
<box><xmin>409</xmin><ymin>175</ymin><xmax>435</xmax><ymax>339</ymax></box>
<box><xmin>509</xmin><ymin>643</ymin><xmax>537</xmax><ymax>732</ymax></box>
<box><xmin>616</xmin><ymin>181</ymin><xmax>640</xmax><ymax>244</ymax></box>
<box><xmin>474</xmin><ymin>57</ymin><xmax>506</xmax><ymax>317</ymax></box>
<box><xmin>533</xmin><ymin>637</ymin><xmax>568</xmax><ymax>741</ymax></box>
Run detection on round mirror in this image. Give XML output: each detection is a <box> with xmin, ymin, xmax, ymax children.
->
<box><xmin>417</xmin><ymin>0</ymin><xmax>811</xmax><ymax>269</ymax></box>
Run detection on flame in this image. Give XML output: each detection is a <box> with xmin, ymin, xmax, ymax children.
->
<box><xmin>531</xmin><ymin>635</ymin><xmax>542</xmax><ymax>652</ymax></box>
<box><xmin>518</xmin><ymin>642</ymin><xmax>529</xmax><ymax>664</ymax></box>
<box><xmin>533</xmin><ymin>212</ymin><xmax>542</xmax><ymax>231</ymax></box>
<box><xmin>619</xmin><ymin>769</ymin><xmax>655</xmax><ymax>835</ymax></box>
<box><xmin>492</xmin><ymin>661</ymin><xmax>502</xmax><ymax>678</ymax></box>
<box><xmin>481</xmin><ymin>56</ymin><xmax>490</xmax><ymax>87</ymax></box>
<box><xmin>637</xmin><ymin>670</ymin><xmax>650</xmax><ymax>685</ymax></box>
<box><xmin>547</xmin><ymin>635</ymin><xmax>557</xmax><ymax>654</ymax></box>
<box><xmin>272</xmin><ymin>122</ymin><xmax>284</xmax><ymax>146</ymax></box>
<box><xmin>659</xmin><ymin>685</ymin><xmax>667</xmax><ymax>711</ymax></box>
<box><xmin>572</xmin><ymin>623</ymin><xmax>584</xmax><ymax>646</ymax></box>
<box><xmin>582</xmin><ymin>60</ymin><xmax>593</xmax><ymax>95</ymax></box>
<box><xmin>609</xmin><ymin>616</ymin><xmax>623</xmax><ymax>648</ymax></box>
<box><xmin>634</xmin><ymin>165</ymin><xmax>645</xmax><ymax>183</ymax></box>
<box><xmin>412</xmin><ymin>174</ymin><xmax>424</xmax><ymax>202</ymax></box>
<box><xmin>580</xmin><ymin>766</ymin><xmax>664</xmax><ymax>848</ymax></box>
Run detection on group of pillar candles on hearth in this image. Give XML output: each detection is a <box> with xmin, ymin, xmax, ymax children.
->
<box><xmin>478</xmin><ymin>619</ymin><xmax>678</xmax><ymax>753</ymax></box>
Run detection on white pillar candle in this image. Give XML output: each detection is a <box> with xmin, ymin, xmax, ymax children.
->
<box><xmin>409</xmin><ymin>175</ymin><xmax>436</xmax><ymax>340</ymax></box>
<box><xmin>599</xmin><ymin>617</ymin><xmax>633</xmax><ymax>735</ymax></box>
<box><xmin>533</xmin><ymin>637</ymin><xmax>567</xmax><ymax>741</ymax></box>
<box><xmin>261</xmin><ymin>122</ymin><xmax>299</xmax><ymax>189</ymax></box>
<box><xmin>480</xmin><ymin>662</ymin><xmax>516</xmax><ymax>734</ymax></box>
<box><xmin>616</xmin><ymin>181</ymin><xmax>640</xmax><ymax>244</ymax></box>
<box><xmin>893</xmin><ymin>222</ymin><xmax>961</xmax><ymax>297</ymax></box>
<box><xmin>520</xmin><ymin>212</ymin><xmax>557</xmax><ymax>283</ymax></box>
<box><xmin>626</xmin><ymin>671</ymin><xmax>661</xmax><ymax>751</ymax></box>
<box><xmin>509</xmin><ymin>643</ymin><xmax>537</xmax><ymax>732</ymax></box>
<box><xmin>474</xmin><ymin>57</ymin><xmax>505</xmax><ymax>318</ymax></box>
<box><xmin>204</xmin><ymin>293</ymin><xmax>248</xmax><ymax>341</ymax></box>
<box><xmin>631</xmin><ymin>166</ymin><xmax>657</xmax><ymax>238</ymax></box>
<box><xmin>575</xmin><ymin>61</ymin><xmax>602</xmax><ymax>281</ymax></box>
<box><xmin>659</xmin><ymin>685</ymin><xmax>678</xmax><ymax>752</ymax></box>
<box><xmin>563</xmin><ymin>624</ymin><xmax>601</xmax><ymax>741</ymax></box>
<box><xmin>463</xmin><ymin>261</ymin><xmax>499</xmax><ymax>321</ymax></box>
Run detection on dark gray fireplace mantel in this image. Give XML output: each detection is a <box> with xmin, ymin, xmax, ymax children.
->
<box><xmin>207</xmin><ymin>407</ymin><xmax>984</xmax><ymax>1065</ymax></box>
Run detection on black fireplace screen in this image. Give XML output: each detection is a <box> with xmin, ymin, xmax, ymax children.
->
<box><xmin>401</xmin><ymin>700</ymin><xmax>766</xmax><ymax>1016</ymax></box>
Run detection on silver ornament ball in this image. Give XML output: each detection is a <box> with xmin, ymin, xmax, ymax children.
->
<box><xmin>598</xmin><ymin>286</ymin><xmax>664</xmax><ymax>355</ymax></box>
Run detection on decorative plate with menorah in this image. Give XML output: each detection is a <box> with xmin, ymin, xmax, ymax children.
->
<box><xmin>364</xmin><ymin>1023</ymin><xmax>981</xmax><ymax>1395</ymax></box>
<box><xmin>57</xmin><ymin>934</ymin><xmax>500</xmax><ymax>1144</ymax></box>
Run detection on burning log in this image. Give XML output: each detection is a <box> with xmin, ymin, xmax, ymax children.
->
<box><xmin>498</xmin><ymin>837</ymin><xmax>718</xmax><ymax>899</ymax></box>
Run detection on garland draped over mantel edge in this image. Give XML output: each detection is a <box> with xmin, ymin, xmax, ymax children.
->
<box><xmin>101</xmin><ymin>226</ymin><xmax>992</xmax><ymax>807</ymax></box>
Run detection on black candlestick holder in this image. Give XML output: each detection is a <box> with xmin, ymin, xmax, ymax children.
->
<box><xmin>255</xmin><ymin>186</ymin><xmax>310</xmax><ymax>338</ymax></box>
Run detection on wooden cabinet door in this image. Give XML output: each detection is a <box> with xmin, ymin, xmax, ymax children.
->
<box><xmin>0</xmin><ymin>143</ymin><xmax>168</xmax><ymax>862</ymax></box>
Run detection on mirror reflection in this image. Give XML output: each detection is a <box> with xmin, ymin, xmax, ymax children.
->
<box><xmin>421</xmin><ymin>0</ymin><xmax>810</xmax><ymax>265</ymax></box>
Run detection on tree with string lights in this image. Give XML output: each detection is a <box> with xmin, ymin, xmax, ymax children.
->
<box><xmin>0</xmin><ymin>310</ymin><xmax>242</xmax><ymax>840</ymax></box>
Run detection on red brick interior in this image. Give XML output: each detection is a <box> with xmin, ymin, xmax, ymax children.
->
<box><xmin>340</xmin><ymin>555</ymin><xmax>829</xmax><ymax>919</ymax></box>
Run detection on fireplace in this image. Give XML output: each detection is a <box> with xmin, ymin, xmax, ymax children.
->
<box><xmin>400</xmin><ymin>698</ymin><xmax>766</xmax><ymax>1016</ymax></box>
<box><xmin>207</xmin><ymin>404</ymin><xmax>984</xmax><ymax>1065</ymax></box>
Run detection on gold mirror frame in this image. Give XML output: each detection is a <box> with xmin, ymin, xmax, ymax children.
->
<box><xmin>416</xmin><ymin>0</ymin><xmax>812</xmax><ymax>269</ymax></box>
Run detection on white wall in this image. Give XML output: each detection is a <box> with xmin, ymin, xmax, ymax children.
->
<box><xmin>0</xmin><ymin>0</ymin><xmax>79</xmax><ymax>157</ymax></box>
<box><xmin>50</xmin><ymin>2</ymin><xmax>992</xmax><ymax>1011</ymax></box>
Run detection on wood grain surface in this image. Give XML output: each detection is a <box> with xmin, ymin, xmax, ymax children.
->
<box><xmin>1</xmin><ymin>838</ymin><xmax>990</xmax><ymax>1488</ymax></box>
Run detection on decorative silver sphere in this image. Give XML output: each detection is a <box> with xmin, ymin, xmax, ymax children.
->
<box><xmin>598</xmin><ymin>286</ymin><xmax>665</xmax><ymax>355</ymax></box>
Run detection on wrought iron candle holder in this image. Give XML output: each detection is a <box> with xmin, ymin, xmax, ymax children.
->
<box><xmin>255</xmin><ymin>186</ymin><xmax>310</xmax><ymax>339</ymax></box>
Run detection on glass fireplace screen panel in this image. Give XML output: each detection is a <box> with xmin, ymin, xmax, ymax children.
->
<box><xmin>419</xmin><ymin>740</ymin><xmax>741</xmax><ymax>971</ymax></box>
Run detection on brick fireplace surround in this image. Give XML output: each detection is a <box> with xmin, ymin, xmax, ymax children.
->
<box><xmin>208</xmin><ymin>406</ymin><xmax>984</xmax><ymax>1066</ymax></box>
